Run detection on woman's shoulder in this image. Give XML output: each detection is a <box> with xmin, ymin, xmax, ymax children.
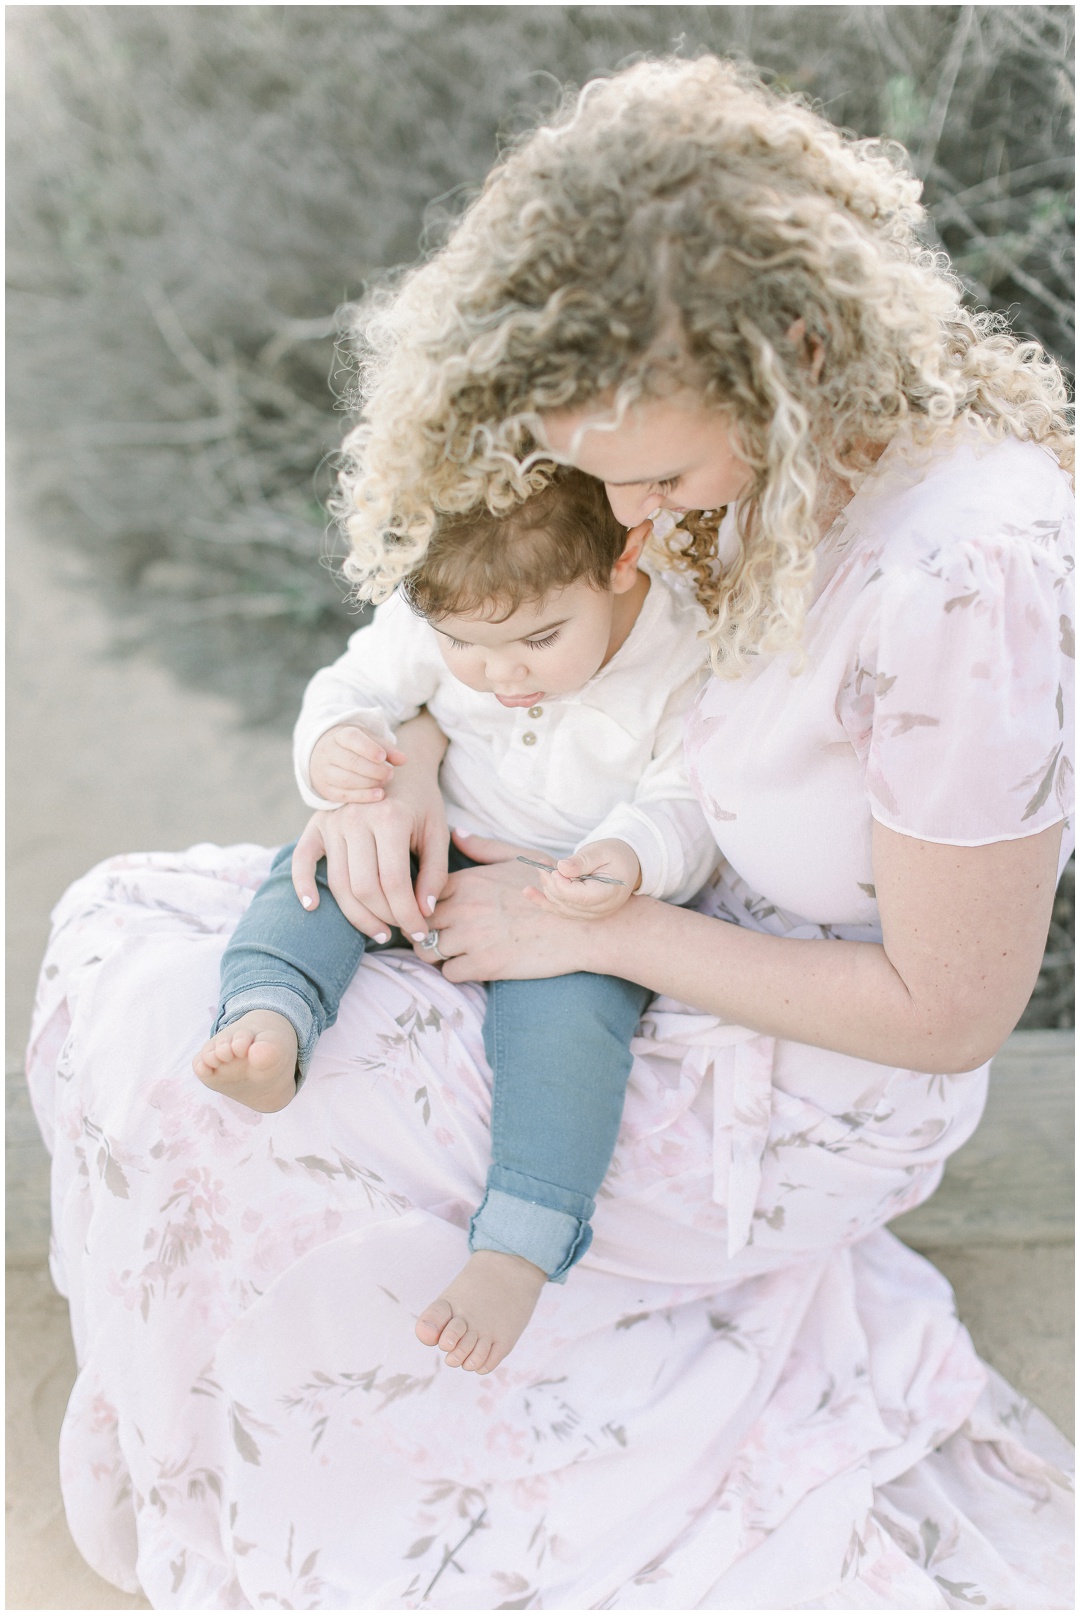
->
<box><xmin>850</xmin><ymin>425</ymin><xmax>1073</xmax><ymax>582</ymax></box>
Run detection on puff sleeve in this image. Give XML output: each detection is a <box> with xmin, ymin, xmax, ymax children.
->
<box><xmin>838</xmin><ymin>528</ymin><xmax>1074</xmax><ymax>846</ymax></box>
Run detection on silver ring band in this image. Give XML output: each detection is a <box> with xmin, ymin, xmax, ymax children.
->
<box><xmin>421</xmin><ymin>929</ymin><xmax>450</xmax><ymax>962</ymax></box>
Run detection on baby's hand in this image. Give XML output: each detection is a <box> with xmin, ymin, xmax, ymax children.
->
<box><xmin>309</xmin><ymin>724</ymin><xmax>407</xmax><ymax>804</ymax></box>
<box><xmin>534</xmin><ymin>839</ymin><xmax>640</xmax><ymax>919</ymax></box>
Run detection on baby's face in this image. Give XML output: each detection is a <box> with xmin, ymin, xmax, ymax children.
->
<box><xmin>430</xmin><ymin>578</ymin><xmax>621</xmax><ymax>706</ymax></box>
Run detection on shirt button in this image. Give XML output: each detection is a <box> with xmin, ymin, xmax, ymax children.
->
<box><xmin>522</xmin><ymin>731</ymin><xmax>537</xmax><ymax>746</ymax></box>
<box><xmin>528</xmin><ymin>705</ymin><xmax>543</xmax><ymax>718</ymax></box>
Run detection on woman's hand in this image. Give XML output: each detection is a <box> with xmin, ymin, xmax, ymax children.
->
<box><xmin>425</xmin><ymin>831</ymin><xmax>599</xmax><ymax>983</ymax></box>
<box><xmin>291</xmin><ymin>711</ymin><xmax>449</xmax><ymax>939</ymax></box>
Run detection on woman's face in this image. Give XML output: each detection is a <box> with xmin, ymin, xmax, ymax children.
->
<box><xmin>542</xmin><ymin>393</ymin><xmax>754</xmax><ymax>528</ymax></box>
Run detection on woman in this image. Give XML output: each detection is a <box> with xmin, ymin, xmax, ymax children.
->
<box><xmin>29</xmin><ymin>57</ymin><xmax>1072</xmax><ymax>1608</ymax></box>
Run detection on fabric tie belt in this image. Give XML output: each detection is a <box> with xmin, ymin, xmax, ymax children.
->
<box><xmin>633</xmin><ymin>1006</ymin><xmax>777</xmax><ymax>1259</ymax></box>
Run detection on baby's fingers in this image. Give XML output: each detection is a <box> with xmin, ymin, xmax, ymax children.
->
<box><xmin>523</xmin><ymin>884</ymin><xmax>564</xmax><ymax>917</ymax></box>
<box><xmin>321</xmin><ymin>774</ymin><xmax>388</xmax><ymax>805</ymax></box>
<box><xmin>537</xmin><ymin>870</ymin><xmax>606</xmax><ymax>916</ymax></box>
<box><xmin>325</xmin><ymin>755</ymin><xmax>394</xmax><ymax>789</ymax></box>
<box><xmin>335</xmin><ymin>728</ymin><xmax>406</xmax><ymax>769</ymax></box>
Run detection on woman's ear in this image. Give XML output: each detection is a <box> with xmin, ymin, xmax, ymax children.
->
<box><xmin>785</xmin><ymin>317</ymin><xmax>825</xmax><ymax>383</ymax></box>
<box><xmin>610</xmin><ymin>519</ymin><xmax>652</xmax><ymax>593</ymax></box>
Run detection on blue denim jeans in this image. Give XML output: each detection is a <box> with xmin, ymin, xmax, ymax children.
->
<box><xmin>214</xmin><ymin>841</ymin><xmax>650</xmax><ymax>1280</ymax></box>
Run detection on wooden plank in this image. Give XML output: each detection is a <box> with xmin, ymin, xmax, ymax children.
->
<box><xmin>891</xmin><ymin>1029</ymin><xmax>1074</xmax><ymax>1247</ymax></box>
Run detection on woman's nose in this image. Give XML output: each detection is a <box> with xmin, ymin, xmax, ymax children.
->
<box><xmin>604</xmin><ymin>483</ymin><xmax>653</xmax><ymax>527</ymax></box>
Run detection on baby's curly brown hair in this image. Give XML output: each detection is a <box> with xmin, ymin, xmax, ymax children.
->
<box><xmin>401</xmin><ymin>465</ymin><xmax>627</xmax><ymax>622</ymax></box>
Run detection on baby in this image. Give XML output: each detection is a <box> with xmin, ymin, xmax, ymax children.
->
<box><xmin>194</xmin><ymin>467</ymin><xmax>715</xmax><ymax>1372</ymax></box>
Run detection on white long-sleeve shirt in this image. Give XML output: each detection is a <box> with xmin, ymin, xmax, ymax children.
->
<box><xmin>293</xmin><ymin>567</ymin><xmax>718</xmax><ymax>904</ymax></box>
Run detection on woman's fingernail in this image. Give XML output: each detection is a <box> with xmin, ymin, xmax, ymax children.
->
<box><xmin>411</xmin><ymin>931</ymin><xmax>427</xmax><ymax>942</ymax></box>
<box><xmin>426</xmin><ymin>895</ymin><xmax>436</xmax><ymax>914</ymax></box>
<box><xmin>301</xmin><ymin>895</ymin><xmax>313</xmax><ymax>909</ymax></box>
<box><xmin>374</xmin><ymin>932</ymin><xmax>389</xmax><ymax>944</ymax></box>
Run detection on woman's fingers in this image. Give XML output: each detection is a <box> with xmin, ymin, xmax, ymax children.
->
<box><xmin>374</xmin><ymin>820</ymin><xmax>432</xmax><ymax>940</ymax></box>
<box><xmin>323</xmin><ymin>830</ymin><xmax>393</xmax><ymax>941</ymax></box>
<box><xmin>291</xmin><ymin>820</ymin><xmax>327</xmax><ymax>910</ymax></box>
<box><xmin>451</xmin><ymin>828</ymin><xmax>537</xmax><ymax>864</ymax></box>
<box><xmin>343</xmin><ymin>833</ymin><xmax>399</xmax><ymax>942</ymax></box>
<box><xmin>414</xmin><ymin>816</ymin><xmax>450</xmax><ymax>921</ymax></box>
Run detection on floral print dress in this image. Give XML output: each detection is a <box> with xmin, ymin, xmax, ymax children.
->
<box><xmin>26</xmin><ymin>425</ymin><xmax>1074</xmax><ymax>1609</ymax></box>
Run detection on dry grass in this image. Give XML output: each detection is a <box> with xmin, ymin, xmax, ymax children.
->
<box><xmin>6</xmin><ymin>5</ymin><xmax>1073</xmax><ymax>1021</ymax></box>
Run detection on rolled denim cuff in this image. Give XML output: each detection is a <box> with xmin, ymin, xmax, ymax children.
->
<box><xmin>469</xmin><ymin>1188</ymin><xmax>592</xmax><ymax>1283</ymax></box>
<box><xmin>213</xmin><ymin>986</ymin><xmax>318</xmax><ymax>1087</ymax></box>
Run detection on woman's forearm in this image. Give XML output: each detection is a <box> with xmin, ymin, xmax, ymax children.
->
<box><xmin>576</xmin><ymin>897</ymin><xmax>954</xmax><ymax>1068</ymax></box>
<box><xmin>574</xmin><ymin>818</ymin><xmax>1060</xmax><ymax>1073</ymax></box>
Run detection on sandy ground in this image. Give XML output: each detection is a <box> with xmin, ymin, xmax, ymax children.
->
<box><xmin>6</xmin><ymin>506</ymin><xmax>1073</xmax><ymax>1610</ymax></box>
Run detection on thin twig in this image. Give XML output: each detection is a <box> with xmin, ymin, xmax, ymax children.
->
<box><xmin>929</xmin><ymin>156</ymin><xmax>1076</xmax><ymax>222</ymax></box>
<box><xmin>143</xmin><ymin>284</ymin><xmax>239</xmax><ymax>418</ymax></box>
<box><xmin>62</xmin><ymin>416</ymin><xmax>237</xmax><ymax>447</ymax></box>
<box><xmin>916</xmin><ymin>6</ymin><xmax>977</xmax><ymax>178</ymax></box>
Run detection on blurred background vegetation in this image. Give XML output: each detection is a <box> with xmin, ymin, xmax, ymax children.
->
<box><xmin>6</xmin><ymin>5</ymin><xmax>1074</xmax><ymax>1025</ymax></box>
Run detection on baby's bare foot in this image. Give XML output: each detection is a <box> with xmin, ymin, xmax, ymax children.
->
<box><xmin>415</xmin><ymin>1250</ymin><xmax>547</xmax><ymax>1373</ymax></box>
<box><xmin>192</xmin><ymin>1009</ymin><xmax>299</xmax><ymax>1113</ymax></box>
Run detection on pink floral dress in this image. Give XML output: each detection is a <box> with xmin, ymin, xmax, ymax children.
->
<box><xmin>26</xmin><ymin>425</ymin><xmax>1073</xmax><ymax>1609</ymax></box>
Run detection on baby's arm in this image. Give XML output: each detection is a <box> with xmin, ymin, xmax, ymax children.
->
<box><xmin>294</xmin><ymin>592</ymin><xmax>443</xmax><ymax>810</ymax></box>
<box><xmin>531</xmin><ymin>665</ymin><xmax>716</xmax><ymax>921</ymax></box>
<box><xmin>573</xmin><ymin>669</ymin><xmax>717</xmax><ymax>907</ymax></box>
<box><xmin>535</xmin><ymin>839</ymin><xmax>641</xmax><ymax>919</ymax></box>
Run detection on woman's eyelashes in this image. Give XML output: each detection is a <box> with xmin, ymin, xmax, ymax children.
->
<box><xmin>653</xmin><ymin>476</ymin><xmax>681</xmax><ymax>495</ymax></box>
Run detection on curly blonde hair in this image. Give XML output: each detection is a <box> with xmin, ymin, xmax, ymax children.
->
<box><xmin>337</xmin><ymin>54</ymin><xmax>1072</xmax><ymax>674</ymax></box>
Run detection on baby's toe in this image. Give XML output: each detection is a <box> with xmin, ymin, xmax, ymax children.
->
<box><xmin>461</xmin><ymin>1337</ymin><xmax>493</xmax><ymax>1373</ymax></box>
<box><xmin>247</xmin><ymin>1037</ymin><xmax>283</xmax><ymax>1073</ymax></box>
<box><xmin>444</xmin><ymin>1324</ymin><xmax>478</xmax><ymax>1368</ymax></box>
<box><xmin>478</xmin><ymin>1338</ymin><xmax>511</xmax><ymax>1374</ymax></box>
<box><xmin>199</xmin><ymin>1039</ymin><xmax>225</xmax><ymax>1071</ymax></box>
<box><xmin>415</xmin><ymin>1299</ymin><xmax>453</xmax><ymax>1348</ymax></box>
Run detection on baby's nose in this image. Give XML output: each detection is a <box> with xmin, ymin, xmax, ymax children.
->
<box><xmin>486</xmin><ymin>651</ymin><xmax>529</xmax><ymax>681</ymax></box>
